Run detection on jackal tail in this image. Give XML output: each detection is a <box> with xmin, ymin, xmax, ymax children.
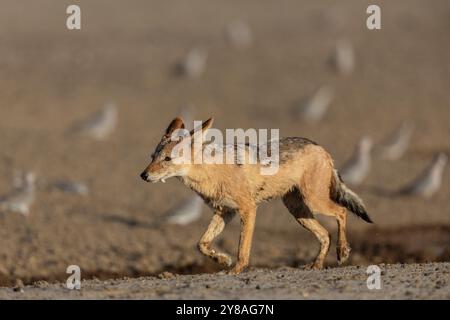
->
<box><xmin>331</xmin><ymin>169</ymin><xmax>373</xmax><ymax>223</ymax></box>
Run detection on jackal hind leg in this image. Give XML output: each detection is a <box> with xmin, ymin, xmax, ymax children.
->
<box><xmin>283</xmin><ymin>188</ymin><xmax>330</xmax><ymax>270</ymax></box>
<box><xmin>198</xmin><ymin>209</ymin><xmax>235</xmax><ymax>268</ymax></box>
<box><xmin>300</xmin><ymin>166</ymin><xmax>352</xmax><ymax>265</ymax></box>
<box><xmin>307</xmin><ymin>195</ymin><xmax>351</xmax><ymax>265</ymax></box>
<box><xmin>335</xmin><ymin>208</ymin><xmax>351</xmax><ymax>265</ymax></box>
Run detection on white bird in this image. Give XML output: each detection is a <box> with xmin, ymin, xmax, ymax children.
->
<box><xmin>375</xmin><ymin>121</ymin><xmax>414</xmax><ymax>161</ymax></box>
<box><xmin>0</xmin><ymin>172</ymin><xmax>35</xmax><ymax>216</ymax></box>
<box><xmin>397</xmin><ymin>153</ymin><xmax>448</xmax><ymax>198</ymax></box>
<box><xmin>226</xmin><ymin>20</ymin><xmax>253</xmax><ymax>49</ymax></box>
<box><xmin>51</xmin><ymin>180</ymin><xmax>89</xmax><ymax>196</ymax></box>
<box><xmin>69</xmin><ymin>103</ymin><xmax>118</xmax><ymax>141</ymax></box>
<box><xmin>12</xmin><ymin>169</ymin><xmax>25</xmax><ymax>189</ymax></box>
<box><xmin>163</xmin><ymin>195</ymin><xmax>204</xmax><ymax>225</ymax></box>
<box><xmin>330</xmin><ymin>39</ymin><xmax>355</xmax><ymax>75</ymax></box>
<box><xmin>340</xmin><ymin>136</ymin><xmax>373</xmax><ymax>185</ymax></box>
<box><xmin>178</xmin><ymin>48</ymin><xmax>208</xmax><ymax>79</ymax></box>
<box><xmin>294</xmin><ymin>86</ymin><xmax>334</xmax><ymax>123</ymax></box>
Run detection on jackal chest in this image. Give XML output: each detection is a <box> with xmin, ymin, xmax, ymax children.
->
<box><xmin>201</xmin><ymin>196</ymin><xmax>239</xmax><ymax>212</ymax></box>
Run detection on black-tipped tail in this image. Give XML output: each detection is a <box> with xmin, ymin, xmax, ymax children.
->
<box><xmin>331</xmin><ymin>170</ymin><xmax>373</xmax><ymax>223</ymax></box>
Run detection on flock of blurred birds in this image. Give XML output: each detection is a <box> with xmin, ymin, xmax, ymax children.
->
<box><xmin>0</xmin><ymin>20</ymin><xmax>447</xmax><ymax>226</ymax></box>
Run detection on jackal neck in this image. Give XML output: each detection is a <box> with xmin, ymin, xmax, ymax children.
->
<box><xmin>179</xmin><ymin>165</ymin><xmax>220</xmax><ymax>200</ymax></box>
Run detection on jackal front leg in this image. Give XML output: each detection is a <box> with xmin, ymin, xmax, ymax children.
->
<box><xmin>198</xmin><ymin>210</ymin><xmax>235</xmax><ymax>268</ymax></box>
<box><xmin>228</xmin><ymin>205</ymin><xmax>257</xmax><ymax>275</ymax></box>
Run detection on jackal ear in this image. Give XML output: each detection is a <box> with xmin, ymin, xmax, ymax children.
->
<box><xmin>165</xmin><ymin>117</ymin><xmax>185</xmax><ymax>135</ymax></box>
<box><xmin>189</xmin><ymin>118</ymin><xmax>214</xmax><ymax>136</ymax></box>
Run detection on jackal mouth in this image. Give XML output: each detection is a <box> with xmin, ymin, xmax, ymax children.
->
<box><xmin>140</xmin><ymin>171</ymin><xmax>168</xmax><ymax>183</ymax></box>
<box><xmin>140</xmin><ymin>171</ymin><xmax>154</xmax><ymax>183</ymax></box>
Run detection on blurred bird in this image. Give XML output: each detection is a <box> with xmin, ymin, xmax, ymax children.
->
<box><xmin>162</xmin><ymin>195</ymin><xmax>204</xmax><ymax>225</ymax></box>
<box><xmin>68</xmin><ymin>103</ymin><xmax>118</xmax><ymax>141</ymax></box>
<box><xmin>340</xmin><ymin>136</ymin><xmax>373</xmax><ymax>185</ymax></box>
<box><xmin>51</xmin><ymin>180</ymin><xmax>89</xmax><ymax>196</ymax></box>
<box><xmin>12</xmin><ymin>169</ymin><xmax>25</xmax><ymax>189</ymax></box>
<box><xmin>329</xmin><ymin>39</ymin><xmax>355</xmax><ymax>75</ymax></box>
<box><xmin>0</xmin><ymin>172</ymin><xmax>35</xmax><ymax>216</ymax></box>
<box><xmin>374</xmin><ymin>120</ymin><xmax>414</xmax><ymax>161</ymax></box>
<box><xmin>396</xmin><ymin>153</ymin><xmax>448</xmax><ymax>199</ymax></box>
<box><xmin>225</xmin><ymin>20</ymin><xmax>253</xmax><ymax>49</ymax></box>
<box><xmin>294</xmin><ymin>86</ymin><xmax>334</xmax><ymax>123</ymax></box>
<box><xmin>177</xmin><ymin>48</ymin><xmax>208</xmax><ymax>79</ymax></box>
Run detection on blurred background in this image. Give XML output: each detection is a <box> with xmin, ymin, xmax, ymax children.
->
<box><xmin>0</xmin><ymin>0</ymin><xmax>449</xmax><ymax>285</ymax></box>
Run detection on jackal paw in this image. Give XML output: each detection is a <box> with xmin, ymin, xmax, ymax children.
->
<box><xmin>215</xmin><ymin>253</ymin><xmax>232</xmax><ymax>267</ymax></box>
<box><xmin>303</xmin><ymin>262</ymin><xmax>323</xmax><ymax>270</ymax></box>
<box><xmin>337</xmin><ymin>246</ymin><xmax>351</xmax><ymax>265</ymax></box>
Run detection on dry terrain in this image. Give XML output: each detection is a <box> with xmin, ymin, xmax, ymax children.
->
<box><xmin>1</xmin><ymin>263</ymin><xmax>448</xmax><ymax>299</ymax></box>
<box><xmin>0</xmin><ymin>0</ymin><xmax>449</xmax><ymax>298</ymax></box>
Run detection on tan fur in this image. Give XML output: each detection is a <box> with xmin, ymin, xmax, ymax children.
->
<box><xmin>140</xmin><ymin>117</ymin><xmax>370</xmax><ymax>274</ymax></box>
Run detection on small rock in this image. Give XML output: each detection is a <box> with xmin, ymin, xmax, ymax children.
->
<box><xmin>33</xmin><ymin>280</ymin><xmax>49</xmax><ymax>288</ymax></box>
<box><xmin>158</xmin><ymin>271</ymin><xmax>175</xmax><ymax>279</ymax></box>
<box><xmin>13</xmin><ymin>279</ymin><xmax>25</xmax><ymax>293</ymax></box>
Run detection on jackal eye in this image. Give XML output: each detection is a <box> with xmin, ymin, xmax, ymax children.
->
<box><xmin>164</xmin><ymin>156</ymin><xmax>172</xmax><ymax>162</ymax></box>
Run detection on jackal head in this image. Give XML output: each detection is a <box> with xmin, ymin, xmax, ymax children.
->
<box><xmin>140</xmin><ymin>117</ymin><xmax>213</xmax><ymax>183</ymax></box>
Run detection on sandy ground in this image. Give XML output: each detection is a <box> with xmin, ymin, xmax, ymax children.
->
<box><xmin>0</xmin><ymin>263</ymin><xmax>448</xmax><ymax>299</ymax></box>
<box><xmin>0</xmin><ymin>0</ymin><xmax>449</xmax><ymax>298</ymax></box>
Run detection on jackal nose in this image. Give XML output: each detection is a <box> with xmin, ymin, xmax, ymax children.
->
<box><xmin>140</xmin><ymin>171</ymin><xmax>150</xmax><ymax>181</ymax></box>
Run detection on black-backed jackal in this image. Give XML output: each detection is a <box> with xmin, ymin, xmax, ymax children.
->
<box><xmin>140</xmin><ymin>117</ymin><xmax>372</xmax><ymax>274</ymax></box>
